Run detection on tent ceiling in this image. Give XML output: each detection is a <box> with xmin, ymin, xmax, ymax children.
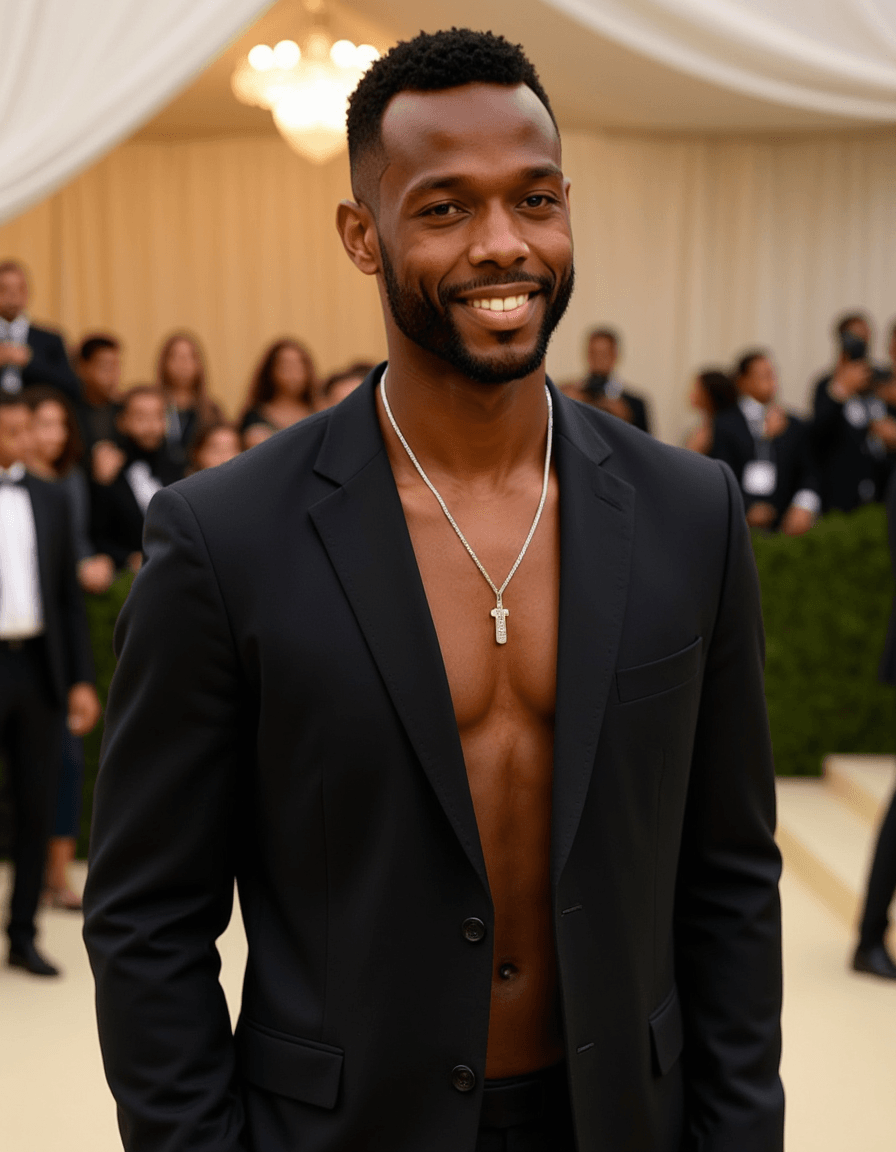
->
<box><xmin>134</xmin><ymin>0</ymin><xmax>886</xmax><ymax>142</ymax></box>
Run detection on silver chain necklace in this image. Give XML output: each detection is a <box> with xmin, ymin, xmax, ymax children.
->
<box><xmin>380</xmin><ymin>366</ymin><xmax>553</xmax><ymax>646</ymax></box>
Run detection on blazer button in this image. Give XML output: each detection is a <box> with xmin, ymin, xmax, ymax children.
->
<box><xmin>461</xmin><ymin>917</ymin><xmax>486</xmax><ymax>943</ymax></box>
<box><xmin>451</xmin><ymin>1065</ymin><xmax>476</xmax><ymax>1092</ymax></box>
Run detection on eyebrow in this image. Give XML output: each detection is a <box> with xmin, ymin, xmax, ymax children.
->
<box><xmin>406</xmin><ymin>163</ymin><xmax>564</xmax><ymax>198</ymax></box>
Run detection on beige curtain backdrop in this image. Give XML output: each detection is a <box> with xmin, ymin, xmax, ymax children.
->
<box><xmin>1</xmin><ymin>128</ymin><xmax>895</xmax><ymax>440</ymax></box>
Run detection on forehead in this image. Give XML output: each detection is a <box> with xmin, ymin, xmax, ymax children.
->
<box><xmin>0</xmin><ymin>269</ymin><xmax>26</xmax><ymax>286</ymax></box>
<box><xmin>379</xmin><ymin>83</ymin><xmax>560</xmax><ymax>197</ymax></box>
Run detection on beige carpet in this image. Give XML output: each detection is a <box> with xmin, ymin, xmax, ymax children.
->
<box><xmin>0</xmin><ymin>857</ymin><xmax>893</xmax><ymax>1151</ymax></box>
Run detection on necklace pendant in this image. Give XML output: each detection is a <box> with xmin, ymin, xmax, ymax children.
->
<box><xmin>490</xmin><ymin>596</ymin><xmax>509</xmax><ymax>645</ymax></box>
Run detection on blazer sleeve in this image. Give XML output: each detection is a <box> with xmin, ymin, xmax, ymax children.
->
<box><xmin>83</xmin><ymin>486</ymin><xmax>248</xmax><ymax>1151</ymax></box>
<box><xmin>25</xmin><ymin>328</ymin><xmax>82</xmax><ymax>399</ymax></box>
<box><xmin>812</xmin><ymin>375</ymin><xmax>844</xmax><ymax>449</ymax></box>
<box><xmin>675</xmin><ymin>461</ymin><xmax>784</xmax><ymax>1152</ymax></box>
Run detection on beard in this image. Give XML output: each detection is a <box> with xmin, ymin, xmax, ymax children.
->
<box><xmin>379</xmin><ymin>242</ymin><xmax>574</xmax><ymax>385</ymax></box>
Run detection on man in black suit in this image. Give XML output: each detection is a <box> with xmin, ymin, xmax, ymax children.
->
<box><xmin>710</xmin><ymin>350</ymin><xmax>820</xmax><ymax>534</ymax></box>
<box><xmin>90</xmin><ymin>385</ymin><xmax>182</xmax><ymax>572</ymax></box>
<box><xmin>566</xmin><ymin>327</ymin><xmax>651</xmax><ymax>433</ymax></box>
<box><xmin>72</xmin><ymin>333</ymin><xmax>123</xmax><ymax>454</ymax></box>
<box><xmin>0</xmin><ymin>261</ymin><xmax>81</xmax><ymax>400</ymax></box>
<box><xmin>0</xmin><ymin>393</ymin><xmax>99</xmax><ymax>976</ymax></box>
<box><xmin>84</xmin><ymin>29</ymin><xmax>783</xmax><ymax>1152</ymax></box>
<box><xmin>811</xmin><ymin>312</ymin><xmax>896</xmax><ymax>512</ymax></box>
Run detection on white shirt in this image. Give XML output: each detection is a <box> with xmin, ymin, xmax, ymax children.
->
<box><xmin>0</xmin><ymin>313</ymin><xmax>30</xmax><ymax>394</ymax></box>
<box><xmin>125</xmin><ymin>460</ymin><xmax>163</xmax><ymax>514</ymax></box>
<box><xmin>0</xmin><ymin>463</ymin><xmax>44</xmax><ymax>639</ymax></box>
<box><xmin>737</xmin><ymin>395</ymin><xmax>821</xmax><ymax>516</ymax></box>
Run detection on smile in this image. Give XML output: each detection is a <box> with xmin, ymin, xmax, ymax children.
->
<box><xmin>469</xmin><ymin>293</ymin><xmax>532</xmax><ymax>312</ymax></box>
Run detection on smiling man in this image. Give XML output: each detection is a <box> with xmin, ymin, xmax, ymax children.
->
<box><xmin>84</xmin><ymin>29</ymin><xmax>784</xmax><ymax>1152</ymax></box>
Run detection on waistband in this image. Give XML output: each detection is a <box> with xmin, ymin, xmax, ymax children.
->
<box><xmin>480</xmin><ymin>1062</ymin><xmax>568</xmax><ymax>1130</ymax></box>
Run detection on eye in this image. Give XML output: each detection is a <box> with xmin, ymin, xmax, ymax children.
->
<box><xmin>522</xmin><ymin>194</ymin><xmax>556</xmax><ymax>209</ymax></box>
<box><xmin>422</xmin><ymin>202</ymin><xmax>462</xmax><ymax>218</ymax></box>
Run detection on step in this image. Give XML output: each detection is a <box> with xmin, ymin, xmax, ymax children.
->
<box><xmin>824</xmin><ymin>755</ymin><xmax>895</xmax><ymax>828</ymax></box>
<box><xmin>776</xmin><ymin>779</ymin><xmax>874</xmax><ymax>929</ymax></box>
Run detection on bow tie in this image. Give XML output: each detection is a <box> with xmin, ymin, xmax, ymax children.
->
<box><xmin>0</xmin><ymin>463</ymin><xmax>26</xmax><ymax>486</ymax></box>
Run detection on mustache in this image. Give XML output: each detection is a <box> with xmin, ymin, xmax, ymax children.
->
<box><xmin>439</xmin><ymin>272</ymin><xmax>556</xmax><ymax>308</ymax></box>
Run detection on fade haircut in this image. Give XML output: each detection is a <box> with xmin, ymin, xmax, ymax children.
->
<box><xmin>346</xmin><ymin>29</ymin><xmax>557</xmax><ymax>206</ymax></box>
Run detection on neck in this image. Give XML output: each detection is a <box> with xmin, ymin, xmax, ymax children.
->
<box><xmin>0</xmin><ymin>310</ymin><xmax>21</xmax><ymax>323</ymax></box>
<box><xmin>378</xmin><ymin>345</ymin><xmax>549</xmax><ymax>488</ymax></box>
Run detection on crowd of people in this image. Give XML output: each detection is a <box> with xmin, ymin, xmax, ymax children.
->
<box><xmin>564</xmin><ymin>316</ymin><xmax>896</xmax><ymax>536</ymax></box>
<box><xmin>1</xmin><ymin>245</ymin><xmax>895</xmax><ymax>971</ymax></box>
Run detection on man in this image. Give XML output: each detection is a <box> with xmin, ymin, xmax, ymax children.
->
<box><xmin>0</xmin><ymin>392</ymin><xmax>99</xmax><ymax>976</ymax></box>
<box><xmin>85</xmin><ymin>30</ymin><xmax>783</xmax><ymax>1152</ymax></box>
<box><xmin>811</xmin><ymin>312</ymin><xmax>896</xmax><ymax>512</ymax></box>
<box><xmin>564</xmin><ymin>327</ymin><xmax>651</xmax><ymax>433</ymax></box>
<box><xmin>90</xmin><ymin>385</ymin><xmax>182</xmax><ymax>572</ymax></box>
<box><xmin>710</xmin><ymin>350</ymin><xmax>820</xmax><ymax>535</ymax></box>
<box><xmin>72</xmin><ymin>333</ymin><xmax>123</xmax><ymax>455</ymax></box>
<box><xmin>0</xmin><ymin>260</ymin><xmax>81</xmax><ymax>400</ymax></box>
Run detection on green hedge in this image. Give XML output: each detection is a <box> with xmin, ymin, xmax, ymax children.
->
<box><xmin>68</xmin><ymin>505</ymin><xmax>896</xmax><ymax>855</ymax></box>
<box><xmin>753</xmin><ymin>504</ymin><xmax>896</xmax><ymax>777</ymax></box>
<box><xmin>78</xmin><ymin>571</ymin><xmax>133</xmax><ymax>856</ymax></box>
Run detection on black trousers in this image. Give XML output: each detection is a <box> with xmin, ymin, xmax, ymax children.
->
<box><xmin>858</xmin><ymin>779</ymin><xmax>896</xmax><ymax>949</ymax></box>
<box><xmin>0</xmin><ymin>640</ymin><xmax>64</xmax><ymax>949</ymax></box>
<box><xmin>475</xmin><ymin>1063</ymin><xmax>575</xmax><ymax>1152</ymax></box>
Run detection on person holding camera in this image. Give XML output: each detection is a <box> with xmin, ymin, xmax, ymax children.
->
<box><xmin>811</xmin><ymin>313</ymin><xmax>896</xmax><ymax>513</ymax></box>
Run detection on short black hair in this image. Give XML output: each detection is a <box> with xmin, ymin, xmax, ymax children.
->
<box><xmin>79</xmin><ymin>334</ymin><xmax>120</xmax><ymax>362</ymax></box>
<box><xmin>347</xmin><ymin>29</ymin><xmax>556</xmax><ymax>199</ymax></box>
<box><xmin>734</xmin><ymin>349</ymin><xmax>769</xmax><ymax>379</ymax></box>
<box><xmin>835</xmin><ymin>312</ymin><xmax>870</xmax><ymax>338</ymax></box>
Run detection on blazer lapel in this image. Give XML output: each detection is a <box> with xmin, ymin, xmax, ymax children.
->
<box><xmin>550</xmin><ymin>391</ymin><xmax>635</xmax><ymax>885</ymax></box>
<box><xmin>309</xmin><ymin>375</ymin><xmax>489</xmax><ymax>893</ymax></box>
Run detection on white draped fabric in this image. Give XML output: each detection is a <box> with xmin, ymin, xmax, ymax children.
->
<box><xmin>0</xmin><ymin>0</ymin><xmax>272</xmax><ymax>225</ymax></box>
<box><xmin>542</xmin><ymin>0</ymin><xmax>896</xmax><ymax>119</ymax></box>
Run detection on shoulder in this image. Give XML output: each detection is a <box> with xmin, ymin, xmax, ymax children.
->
<box><xmin>27</xmin><ymin>323</ymin><xmax>66</xmax><ymax>347</ymax></box>
<box><xmin>163</xmin><ymin>408</ymin><xmax>333</xmax><ymax>525</ymax></box>
<box><xmin>557</xmin><ymin>390</ymin><xmax>733</xmax><ymax>510</ymax></box>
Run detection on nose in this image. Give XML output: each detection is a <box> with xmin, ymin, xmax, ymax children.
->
<box><xmin>467</xmin><ymin>203</ymin><xmax>529</xmax><ymax>269</ymax></box>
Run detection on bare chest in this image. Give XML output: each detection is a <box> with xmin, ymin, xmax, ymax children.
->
<box><xmin>398</xmin><ymin>476</ymin><xmax>560</xmax><ymax>732</ymax></box>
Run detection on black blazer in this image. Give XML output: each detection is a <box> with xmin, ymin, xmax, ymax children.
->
<box><xmin>710</xmin><ymin>405</ymin><xmax>819</xmax><ymax>527</ymax></box>
<box><xmin>90</xmin><ymin>445</ymin><xmax>183</xmax><ymax>567</ymax></box>
<box><xmin>22</xmin><ymin>473</ymin><xmax>94</xmax><ymax>704</ymax></box>
<box><xmin>812</xmin><ymin>375</ymin><xmax>889</xmax><ymax>512</ymax></box>
<box><xmin>84</xmin><ymin>371</ymin><xmax>783</xmax><ymax>1152</ymax></box>
<box><xmin>22</xmin><ymin>324</ymin><xmax>81</xmax><ymax>399</ymax></box>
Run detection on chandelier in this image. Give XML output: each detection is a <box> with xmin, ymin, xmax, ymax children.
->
<box><xmin>231</xmin><ymin>29</ymin><xmax>380</xmax><ymax>165</ymax></box>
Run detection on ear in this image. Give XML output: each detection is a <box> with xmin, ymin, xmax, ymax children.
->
<box><xmin>336</xmin><ymin>200</ymin><xmax>380</xmax><ymax>276</ymax></box>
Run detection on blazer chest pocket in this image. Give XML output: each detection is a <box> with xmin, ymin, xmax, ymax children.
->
<box><xmin>613</xmin><ymin>637</ymin><xmax>702</xmax><ymax>704</ymax></box>
<box><xmin>236</xmin><ymin>1017</ymin><xmax>344</xmax><ymax>1110</ymax></box>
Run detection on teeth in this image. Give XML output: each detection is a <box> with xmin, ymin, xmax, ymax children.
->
<box><xmin>470</xmin><ymin>294</ymin><xmax>529</xmax><ymax>312</ymax></box>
